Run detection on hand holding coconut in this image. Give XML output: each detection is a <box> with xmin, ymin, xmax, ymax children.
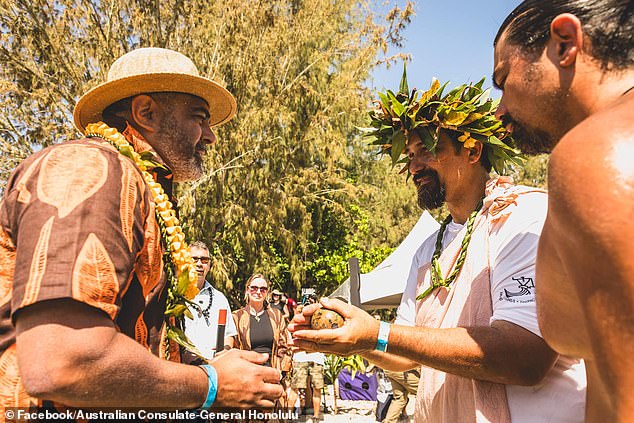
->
<box><xmin>288</xmin><ymin>297</ymin><xmax>380</xmax><ymax>356</ymax></box>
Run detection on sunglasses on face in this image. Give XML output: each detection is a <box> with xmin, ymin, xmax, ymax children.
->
<box><xmin>248</xmin><ymin>286</ymin><xmax>268</xmax><ymax>294</ymax></box>
<box><xmin>192</xmin><ymin>256</ymin><xmax>211</xmax><ymax>264</ymax></box>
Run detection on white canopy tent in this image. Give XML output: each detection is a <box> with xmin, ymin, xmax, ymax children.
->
<box><xmin>330</xmin><ymin>211</ymin><xmax>439</xmax><ymax>309</ymax></box>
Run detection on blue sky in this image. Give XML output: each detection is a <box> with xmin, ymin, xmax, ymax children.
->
<box><xmin>370</xmin><ymin>0</ymin><xmax>522</xmax><ymax>97</ymax></box>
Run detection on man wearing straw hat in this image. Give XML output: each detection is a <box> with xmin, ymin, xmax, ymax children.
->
<box><xmin>0</xmin><ymin>48</ymin><xmax>282</xmax><ymax>412</ymax></box>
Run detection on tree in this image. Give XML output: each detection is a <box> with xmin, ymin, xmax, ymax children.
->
<box><xmin>0</xmin><ymin>0</ymin><xmax>417</xmax><ymax>304</ymax></box>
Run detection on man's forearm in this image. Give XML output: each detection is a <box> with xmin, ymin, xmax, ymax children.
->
<box><xmin>16</xmin><ymin>300</ymin><xmax>209</xmax><ymax>409</ymax></box>
<box><xmin>360</xmin><ymin>350</ymin><xmax>419</xmax><ymax>372</ymax></box>
<box><xmin>291</xmin><ymin>299</ymin><xmax>554</xmax><ymax>386</ymax></box>
<box><xmin>19</xmin><ymin>327</ymin><xmax>208</xmax><ymax>409</ymax></box>
<box><xmin>373</xmin><ymin>322</ymin><xmax>556</xmax><ymax>385</ymax></box>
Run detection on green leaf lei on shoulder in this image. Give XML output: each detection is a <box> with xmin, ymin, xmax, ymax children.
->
<box><xmin>417</xmin><ymin>198</ymin><xmax>483</xmax><ymax>300</ymax></box>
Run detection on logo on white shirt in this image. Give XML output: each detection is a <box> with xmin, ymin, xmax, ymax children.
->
<box><xmin>498</xmin><ymin>276</ymin><xmax>535</xmax><ymax>303</ymax></box>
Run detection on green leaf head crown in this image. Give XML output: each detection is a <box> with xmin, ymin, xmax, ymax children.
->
<box><xmin>363</xmin><ymin>64</ymin><xmax>524</xmax><ymax>175</ymax></box>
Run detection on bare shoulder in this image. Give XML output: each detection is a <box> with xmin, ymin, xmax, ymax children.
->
<box><xmin>548</xmin><ymin>95</ymin><xmax>634</xmax><ymax>234</ymax></box>
<box><xmin>545</xmin><ymin>95</ymin><xmax>634</xmax><ymax>313</ymax></box>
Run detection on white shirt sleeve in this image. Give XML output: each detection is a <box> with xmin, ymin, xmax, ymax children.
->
<box><xmin>394</xmin><ymin>236</ymin><xmax>436</xmax><ymax>327</ymax></box>
<box><xmin>489</xmin><ymin>192</ymin><xmax>548</xmax><ymax>337</ymax></box>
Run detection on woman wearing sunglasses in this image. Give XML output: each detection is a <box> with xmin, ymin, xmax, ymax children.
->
<box><xmin>231</xmin><ymin>274</ymin><xmax>293</xmax><ymax>377</ymax></box>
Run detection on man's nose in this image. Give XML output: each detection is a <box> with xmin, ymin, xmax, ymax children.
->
<box><xmin>202</xmin><ymin>123</ymin><xmax>216</xmax><ymax>146</ymax></box>
<box><xmin>404</xmin><ymin>143</ymin><xmax>414</xmax><ymax>159</ymax></box>
<box><xmin>495</xmin><ymin>101</ymin><xmax>507</xmax><ymax>122</ymax></box>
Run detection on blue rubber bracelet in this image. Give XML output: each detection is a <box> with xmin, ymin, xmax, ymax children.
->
<box><xmin>199</xmin><ymin>364</ymin><xmax>218</xmax><ymax>409</ymax></box>
<box><xmin>376</xmin><ymin>321</ymin><xmax>390</xmax><ymax>352</ymax></box>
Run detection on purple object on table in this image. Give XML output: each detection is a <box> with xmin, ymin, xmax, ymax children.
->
<box><xmin>337</xmin><ymin>368</ymin><xmax>378</xmax><ymax>401</ymax></box>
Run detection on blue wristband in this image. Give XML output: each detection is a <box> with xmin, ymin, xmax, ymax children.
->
<box><xmin>375</xmin><ymin>321</ymin><xmax>390</xmax><ymax>352</ymax></box>
<box><xmin>199</xmin><ymin>364</ymin><xmax>218</xmax><ymax>409</ymax></box>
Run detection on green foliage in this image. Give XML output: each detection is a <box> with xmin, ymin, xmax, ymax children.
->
<box><xmin>305</xmin><ymin>203</ymin><xmax>395</xmax><ymax>296</ymax></box>
<box><xmin>323</xmin><ymin>354</ymin><xmax>367</xmax><ymax>386</ymax></box>
<box><xmin>361</xmin><ymin>64</ymin><xmax>524</xmax><ymax>175</ymax></box>
<box><xmin>510</xmin><ymin>154</ymin><xmax>549</xmax><ymax>189</ymax></box>
<box><xmin>323</xmin><ymin>353</ymin><xmax>367</xmax><ymax>414</ymax></box>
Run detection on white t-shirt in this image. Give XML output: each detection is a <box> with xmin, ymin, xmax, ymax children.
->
<box><xmin>184</xmin><ymin>283</ymin><xmax>238</xmax><ymax>360</ymax></box>
<box><xmin>395</xmin><ymin>191</ymin><xmax>586</xmax><ymax>423</ymax></box>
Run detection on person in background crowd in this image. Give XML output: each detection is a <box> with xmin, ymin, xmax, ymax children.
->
<box><xmin>270</xmin><ymin>288</ymin><xmax>290</xmax><ymax>320</ymax></box>
<box><xmin>383</xmin><ymin>369</ymin><xmax>419</xmax><ymax>423</ymax></box>
<box><xmin>288</xmin><ymin>349</ymin><xmax>325</xmax><ymax>422</ymax></box>
<box><xmin>232</xmin><ymin>274</ymin><xmax>293</xmax><ymax>405</ymax></box>
<box><xmin>182</xmin><ymin>241</ymin><xmax>238</xmax><ymax>364</ymax></box>
<box><xmin>285</xmin><ymin>293</ymin><xmax>297</xmax><ymax>320</ymax></box>
<box><xmin>288</xmin><ymin>297</ymin><xmax>324</xmax><ymax>421</ymax></box>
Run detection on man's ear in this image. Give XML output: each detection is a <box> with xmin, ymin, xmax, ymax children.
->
<box><xmin>467</xmin><ymin>140</ymin><xmax>484</xmax><ymax>165</ymax></box>
<box><xmin>550</xmin><ymin>13</ymin><xmax>584</xmax><ymax>68</ymax></box>
<box><xmin>129</xmin><ymin>94</ymin><xmax>161</xmax><ymax>134</ymax></box>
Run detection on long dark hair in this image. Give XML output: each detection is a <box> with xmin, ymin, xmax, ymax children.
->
<box><xmin>495</xmin><ymin>0</ymin><xmax>634</xmax><ymax>70</ymax></box>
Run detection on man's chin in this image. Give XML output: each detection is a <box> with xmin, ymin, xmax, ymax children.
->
<box><xmin>512</xmin><ymin>127</ymin><xmax>558</xmax><ymax>156</ymax></box>
<box><xmin>416</xmin><ymin>184</ymin><xmax>445</xmax><ymax>210</ymax></box>
<box><xmin>418</xmin><ymin>199</ymin><xmax>444</xmax><ymax>211</ymax></box>
<box><xmin>172</xmin><ymin>164</ymin><xmax>204</xmax><ymax>182</ymax></box>
<box><xmin>417</xmin><ymin>193</ymin><xmax>445</xmax><ymax>210</ymax></box>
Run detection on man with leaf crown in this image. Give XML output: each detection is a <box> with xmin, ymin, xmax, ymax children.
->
<box><xmin>289</xmin><ymin>66</ymin><xmax>586</xmax><ymax>423</ymax></box>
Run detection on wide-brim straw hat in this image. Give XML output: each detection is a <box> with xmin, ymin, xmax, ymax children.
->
<box><xmin>73</xmin><ymin>47</ymin><xmax>237</xmax><ymax>133</ymax></box>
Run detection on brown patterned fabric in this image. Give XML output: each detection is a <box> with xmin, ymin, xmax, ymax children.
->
<box><xmin>0</xmin><ymin>132</ymin><xmax>179</xmax><ymax>411</ymax></box>
<box><xmin>232</xmin><ymin>306</ymin><xmax>292</xmax><ymax>372</ymax></box>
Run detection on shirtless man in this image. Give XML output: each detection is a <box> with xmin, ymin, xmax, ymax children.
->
<box><xmin>493</xmin><ymin>1</ymin><xmax>634</xmax><ymax>421</ymax></box>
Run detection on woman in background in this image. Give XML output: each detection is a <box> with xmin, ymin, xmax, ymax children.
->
<box><xmin>232</xmin><ymin>274</ymin><xmax>293</xmax><ymax>395</ymax></box>
<box><xmin>270</xmin><ymin>289</ymin><xmax>290</xmax><ymax>320</ymax></box>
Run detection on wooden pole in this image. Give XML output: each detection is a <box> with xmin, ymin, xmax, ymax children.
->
<box><xmin>348</xmin><ymin>257</ymin><xmax>361</xmax><ymax>307</ymax></box>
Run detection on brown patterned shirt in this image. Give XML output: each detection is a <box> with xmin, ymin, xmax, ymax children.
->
<box><xmin>0</xmin><ymin>131</ymin><xmax>179</xmax><ymax>410</ymax></box>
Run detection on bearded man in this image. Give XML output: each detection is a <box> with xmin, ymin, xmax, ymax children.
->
<box><xmin>0</xmin><ymin>48</ymin><xmax>282</xmax><ymax>412</ymax></box>
<box><xmin>289</xmin><ymin>72</ymin><xmax>586</xmax><ymax>422</ymax></box>
<box><xmin>493</xmin><ymin>1</ymin><xmax>634</xmax><ymax>421</ymax></box>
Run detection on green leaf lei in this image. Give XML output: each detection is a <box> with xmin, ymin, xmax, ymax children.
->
<box><xmin>417</xmin><ymin>198</ymin><xmax>484</xmax><ymax>301</ymax></box>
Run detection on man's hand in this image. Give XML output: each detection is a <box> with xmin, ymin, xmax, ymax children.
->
<box><xmin>288</xmin><ymin>298</ymin><xmax>379</xmax><ymax>356</ymax></box>
<box><xmin>210</xmin><ymin>349</ymin><xmax>283</xmax><ymax>408</ymax></box>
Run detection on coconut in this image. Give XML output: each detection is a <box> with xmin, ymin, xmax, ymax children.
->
<box><xmin>311</xmin><ymin>308</ymin><xmax>345</xmax><ymax>330</ymax></box>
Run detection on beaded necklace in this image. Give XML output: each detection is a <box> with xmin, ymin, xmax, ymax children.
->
<box><xmin>417</xmin><ymin>199</ymin><xmax>484</xmax><ymax>300</ymax></box>
<box><xmin>193</xmin><ymin>285</ymin><xmax>215</xmax><ymax>325</ymax></box>
<box><xmin>84</xmin><ymin>122</ymin><xmax>199</xmax><ymax>352</ymax></box>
